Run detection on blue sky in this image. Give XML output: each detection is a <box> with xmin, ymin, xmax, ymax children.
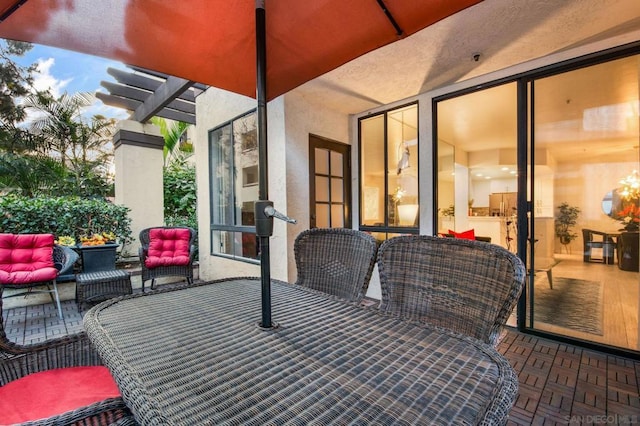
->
<box><xmin>13</xmin><ymin>43</ymin><xmax>130</xmax><ymax>120</ymax></box>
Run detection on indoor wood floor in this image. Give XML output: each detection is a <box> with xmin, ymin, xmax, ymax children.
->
<box><xmin>3</xmin><ymin>296</ymin><xmax>640</xmax><ymax>424</ymax></box>
<box><xmin>514</xmin><ymin>253</ymin><xmax>640</xmax><ymax>352</ymax></box>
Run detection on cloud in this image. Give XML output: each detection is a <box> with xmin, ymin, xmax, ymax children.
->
<box><xmin>32</xmin><ymin>57</ymin><xmax>72</xmax><ymax>97</ymax></box>
<box><xmin>25</xmin><ymin>56</ymin><xmax>129</xmax><ymax>121</ymax></box>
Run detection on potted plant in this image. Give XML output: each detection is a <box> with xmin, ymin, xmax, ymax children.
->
<box><xmin>76</xmin><ymin>232</ymin><xmax>119</xmax><ymax>273</ymax></box>
<box><xmin>554</xmin><ymin>202</ymin><xmax>580</xmax><ymax>246</ymax></box>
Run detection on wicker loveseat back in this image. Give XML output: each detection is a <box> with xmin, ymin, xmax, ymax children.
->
<box><xmin>294</xmin><ymin>228</ymin><xmax>378</xmax><ymax>303</ymax></box>
<box><xmin>377</xmin><ymin>235</ymin><xmax>525</xmax><ymax>345</ymax></box>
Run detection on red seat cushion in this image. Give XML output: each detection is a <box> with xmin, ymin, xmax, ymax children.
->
<box><xmin>144</xmin><ymin>228</ymin><xmax>191</xmax><ymax>268</ymax></box>
<box><xmin>0</xmin><ymin>234</ymin><xmax>57</xmax><ymax>284</ymax></box>
<box><xmin>0</xmin><ymin>366</ymin><xmax>120</xmax><ymax>424</ymax></box>
<box><xmin>448</xmin><ymin>229</ymin><xmax>476</xmax><ymax>240</ymax></box>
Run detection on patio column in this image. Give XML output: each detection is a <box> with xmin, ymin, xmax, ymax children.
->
<box><xmin>113</xmin><ymin>120</ymin><xmax>165</xmax><ymax>257</ymax></box>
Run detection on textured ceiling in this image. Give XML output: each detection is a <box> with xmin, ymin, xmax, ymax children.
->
<box><xmin>296</xmin><ymin>0</ymin><xmax>640</xmax><ymax>115</ymax></box>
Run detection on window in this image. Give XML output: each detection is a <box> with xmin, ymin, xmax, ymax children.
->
<box><xmin>359</xmin><ymin>103</ymin><xmax>419</xmax><ymax>241</ymax></box>
<box><xmin>209</xmin><ymin>111</ymin><xmax>259</xmax><ymax>261</ymax></box>
<box><xmin>243</xmin><ymin>165</ymin><xmax>258</xmax><ymax>187</ymax></box>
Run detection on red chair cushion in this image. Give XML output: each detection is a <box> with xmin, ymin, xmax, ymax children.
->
<box><xmin>0</xmin><ymin>234</ymin><xmax>57</xmax><ymax>284</ymax></box>
<box><xmin>448</xmin><ymin>229</ymin><xmax>476</xmax><ymax>240</ymax></box>
<box><xmin>144</xmin><ymin>228</ymin><xmax>191</xmax><ymax>268</ymax></box>
<box><xmin>0</xmin><ymin>366</ymin><xmax>120</xmax><ymax>424</ymax></box>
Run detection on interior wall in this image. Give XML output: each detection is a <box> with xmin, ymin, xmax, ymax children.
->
<box><xmin>553</xmin><ymin>161</ymin><xmax>638</xmax><ymax>253</ymax></box>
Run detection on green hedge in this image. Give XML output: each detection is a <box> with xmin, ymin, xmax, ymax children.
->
<box><xmin>0</xmin><ymin>195</ymin><xmax>132</xmax><ymax>248</ymax></box>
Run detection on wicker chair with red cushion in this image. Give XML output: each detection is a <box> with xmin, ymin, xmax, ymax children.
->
<box><xmin>0</xmin><ymin>294</ymin><xmax>130</xmax><ymax>425</ymax></box>
<box><xmin>139</xmin><ymin>226</ymin><xmax>196</xmax><ymax>292</ymax></box>
<box><xmin>0</xmin><ymin>233</ymin><xmax>67</xmax><ymax>319</ymax></box>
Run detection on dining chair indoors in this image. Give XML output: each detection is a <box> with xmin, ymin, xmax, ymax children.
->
<box><xmin>0</xmin><ymin>233</ymin><xmax>76</xmax><ymax>319</ymax></box>
<box><xmin>294</xmin><ymin>228</ymin><xmax>378</xmax><ymax>303</ymax></box>
<box><xmin>377</xmin><ymin>235</ymin><xmax>526</xmax><ymax>346</ymax></box>
<box><xmin>0</xmin><ymin>295</ymin><xmax>130</xmax><ymax>425</ymax></box>
<box><xmin>139</xmin><ymin>226</ymin><xmax>196</xmax><ymax>292</ymax></box>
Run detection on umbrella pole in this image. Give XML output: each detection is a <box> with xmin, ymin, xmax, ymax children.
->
<box><xmin>255</xmin><ymin>0</ymin><xmax>273</xmax><ymax>329</ymax></box>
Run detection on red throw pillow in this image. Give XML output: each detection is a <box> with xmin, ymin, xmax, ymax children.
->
<box><xmin>0</xmin><ymin>366</ymin><xmax>120</xmax><ymax>424</ymax></box>
<box><xmin>145</xmin><ymin>228</ymin><xmax>191</xmax><ymax>268</ymax></box>
<box><xmin>448</xmin><ymin>229</ymin><xmax>476</xmax><ymax>240</ymax></box>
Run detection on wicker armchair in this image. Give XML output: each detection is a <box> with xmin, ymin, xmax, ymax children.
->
<box><xmin>0</xmin><ymin>297</ymin><xmax>130</xmax><ymax>425</ymax></box>
<box><xmin>377</xmin><ymin>235</ymin><xmax>526</xmax><ymax>346</ymax></box>
<box><xmin>0</xmin><ymin>234</ymin><xmax>77</xmax><ymax>319</ymax></box>
<box><xmin>139</xmin><ymin>226</ymin><xmax>196</xmax><ymax>292</ymax></box>
<box><xmin>294</xmin><ymin>228</ymin><xmax>378</xmax><ymax>303</ymax></box>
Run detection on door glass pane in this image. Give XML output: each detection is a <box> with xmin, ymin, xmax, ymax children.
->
<box><xmin>315</xmin><ymin>148</ymin><xmax>329</xmax><ymax>175</ymax></box>
<box><xmin>330</xmin><ymin>151</ymin><xmax>343</xmax><ymax>177</ymax></box>
<box><xmin>331</xmin><ymin>177</ymin><xmax>343</xmax><ymax>202</ymax></box>
<box><xmin>315</xmin><ymin>176</ymin><xmax>329</xmax><ymax>202</ymax></box>
<box><xmin>316</xmin><ymin>204</ymin><xmax>330</xmax><ymax>227</ymax></box>
<box><xmin>331</xmin><ymin>204</ymin><xmax>344</xmax><ymax>227</ymax></box>
<box><xmin>438</xmin><ymin>141</ymin><xmax>455</xmax><ymax>232</ymax></box>
<box><xmin>529</xmin><ymin>55</ymin><xmax>639</xmax><ymax>351</ymax></box>
<box><xmin>436</xmin><ymin>83</ymin><xmax>518</xmax><ymax>245</ymax></box>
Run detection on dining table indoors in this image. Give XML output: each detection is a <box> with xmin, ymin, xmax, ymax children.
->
<box><xmin>84</xmin><ymin>277</ymin><xmax>519</xmax><ymax>425</ymax></box>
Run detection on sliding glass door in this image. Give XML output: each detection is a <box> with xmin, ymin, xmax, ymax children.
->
<box><xmin>434</xmin><ymin>52</ymin><xmax>640</xmax><ymax>353</ymax></box>
<box><xmin>527</xmin><ymin>55</ymin><xmax>639</xmax><ymax>350</ymax></box>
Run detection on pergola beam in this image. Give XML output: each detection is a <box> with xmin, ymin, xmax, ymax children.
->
<box><xmin>132</xmin><ymin>75</ymin><xmax>195</xmax><ymax>123</ymax></box>
<box><xmin>107</xmin><ymin>68</ymin><xmax>198</xmax><ymax>103</ymax></box>
<box><xmin>100</xmin><ymin>81</ymin><xmax>195</xmax><ymax>114</ymax></box>
<box><xmin>98</xmin><ymin>66</ymin><xmax>200</xmax><ymax>124</ymax></box>
<box><xmin>95</xmin><ymin>93</ymin><xmax>196</xmax><ymax>124</ymax></box>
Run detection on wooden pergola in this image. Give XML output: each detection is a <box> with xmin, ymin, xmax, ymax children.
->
<box><xmin>96</xmin><ymin>66</ymin><xmax>206</xmax><ymax>125</ymax></box>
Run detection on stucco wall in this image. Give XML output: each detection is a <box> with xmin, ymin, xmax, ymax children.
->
<box><xmin>281</xmin><ymin>92</ymin><xmax>350</xmax><ymax>282</ymax></box>
<box><xmin>114</xmin><ymin>120</ymin><xmax>165</xmax><ymax>256</ymax></box>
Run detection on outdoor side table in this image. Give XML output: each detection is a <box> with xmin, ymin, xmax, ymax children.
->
<box><xmin>76</xmin><ymin>270</ymin><xmax>132</xmax><ymax>312</ymax></box>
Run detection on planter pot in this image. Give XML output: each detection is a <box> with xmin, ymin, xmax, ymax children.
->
<box><xmin>75</xmin><ymin>243</ymin><xmax>119</xmax><ymax>273</ymax></box>
<box><xmin>559</xmin><ymin>235</ymin><xmax>572</xmax><ymax>246</ymax></box>
<box><xmin>617</xmin><ymin>232</ymin><xmax>639</xmax><ymax>272</ymax></box>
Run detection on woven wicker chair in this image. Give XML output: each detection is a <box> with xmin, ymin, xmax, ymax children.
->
<box><xmin>294</xmin><ymin>228</ymin><xmax>378</xmax><ymax>303</ymax></box>
<box><xmin>377</xmin><ymin>235</ymin><xmax>526</xmax><ymax>346</ymax></box>
<box><xmin>0</xmin><ymin>234</ymin><xmax>77</xmax><ymax>320</ymax></box>
<box><xmin>139</xmin><ymin>226</ymin><xmax>196</xmax><ymax>292</ymax></box>
<box><xmin>0</xmin><ymin>297</ymin><xmax>130</xmax><ymax>425</ymax></box>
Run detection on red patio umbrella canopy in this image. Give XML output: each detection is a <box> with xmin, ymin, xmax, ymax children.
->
<box><xmin>0</xmin><ymin>0</ymin><xmax>480</xmax><ymax>327</ymax></box>
<box><xmin>0</xmin><ymin>0</ymin><xmax>479</xmax><ymax>100</ymax></box>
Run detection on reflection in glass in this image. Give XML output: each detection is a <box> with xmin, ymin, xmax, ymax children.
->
<box><xmin>437</xmin><ymin>140</ymin><xmax>455</xmax><ymax>232</ymax></box>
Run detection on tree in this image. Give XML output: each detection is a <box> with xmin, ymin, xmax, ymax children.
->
<box><xmin>151</xmin><ymin>117</ymin><xmax>191</xmax><ymax>167</ymax></box>
<box><xmin>0</xmin><ymin>152</ymin><xmax>66</xmax><ymax>197</ymax></box>
<box><xmin>0</xmin><ymin>40</ymin><xmax>37</xmax><ymax>151</ymax></box>
<box><xmin>21</xmin><ymin>91</ymin><xmax>117</xmax><ymax>197</ymax></box>
<box><xmin>151</xmin><ymin>117</ymin><xmax>197</xmax><ymax>231</ymax></box>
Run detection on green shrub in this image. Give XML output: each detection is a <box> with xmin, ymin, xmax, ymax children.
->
<box><xmin>163</xmin><ymin>162</ymin><xmax>198</xmax><ymax>259</ymax></box>
<box><xmin>0</xmin><ymin>195</ymin><xmax>132</xmax><ymax>250</ymax></box>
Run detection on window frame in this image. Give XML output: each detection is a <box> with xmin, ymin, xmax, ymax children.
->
<box><xmin>358</xmin><ymin>102</ymin><xmax>420</xmax><ymax>239</ymax></box>
<box><xmin>208</xmin><ymin>110</ymin><xmax>260</xmax><ymax>263</ymax></box>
